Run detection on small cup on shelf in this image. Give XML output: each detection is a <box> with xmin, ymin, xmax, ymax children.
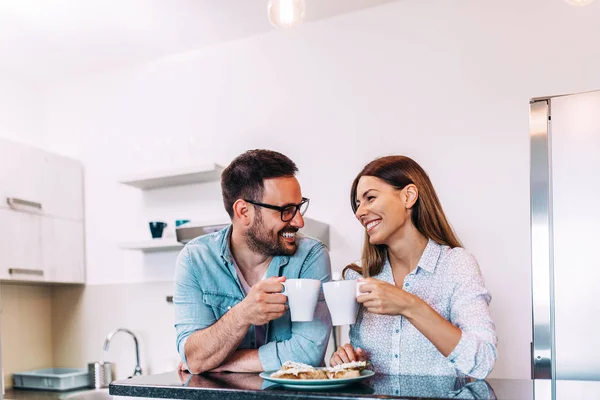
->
<box><xmin>149</xmin><ymin>221</ymin><xmax>168</xmax><ymax>239</ymax></box>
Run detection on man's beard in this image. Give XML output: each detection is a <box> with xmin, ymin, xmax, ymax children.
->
<box><xmin>246</xmin><ymin>212</ymin><xmax>298</xmax><ymax>256</ymax></box>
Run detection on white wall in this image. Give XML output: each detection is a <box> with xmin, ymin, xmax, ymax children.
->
<box><xmin>42</xmin><ymin>0</ymin><xmax>600</xmax><ymax>380</ymax></box>
<box><xmin>0</xmin><ymin>76</ymin><xmax>44</xmax><ymax>147</ymax></box>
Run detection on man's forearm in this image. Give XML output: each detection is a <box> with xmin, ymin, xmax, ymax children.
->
<box><xmin>184</xmin><ymin>306</ymin><xmax>250</xmax><ymax>374</ymax></box>
<box><xmin>209</xmin><ymin>349</ymin><xmax>263</xmax><ymax>373</ymax></box>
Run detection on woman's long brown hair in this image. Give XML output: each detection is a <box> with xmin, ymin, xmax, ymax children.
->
<box><xmin>343</xmin><ymin>156</ymin><xmax>462</xmax><ymax>278</ymax></box>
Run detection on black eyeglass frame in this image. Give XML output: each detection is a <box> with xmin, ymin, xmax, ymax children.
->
<box><xmin>243</xmin><ymin>197</ymin><xmax>310</xmax><ymax>222</ymax></box>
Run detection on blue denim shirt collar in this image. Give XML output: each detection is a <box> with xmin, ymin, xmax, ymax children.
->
<box><xmin>218</xmin><ymin>224</ymin><xmax>291</xmax><ymax>277</ymax></box>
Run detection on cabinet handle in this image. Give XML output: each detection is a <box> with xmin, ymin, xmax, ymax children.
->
<box><xmin>8</xmin><ymin>268</ymin><xmax>44</xmax><ymax>277</ymax></box>
<box><xmin>6</xmin><ymin>198</ymin><xmax>43</xmax><ymax>210</ymax></box>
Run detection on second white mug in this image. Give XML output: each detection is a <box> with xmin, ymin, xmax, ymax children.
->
<box><xmin>323</xmin><ymin>280</ymin><xmax>360</xmax><ymax>326</ymax></box>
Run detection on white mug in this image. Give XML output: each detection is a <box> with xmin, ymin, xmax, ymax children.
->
<box><xmin>281</xmin><ymin>279</ymin><xmax>321</xmax><ymax>321</ymax></box>
<box><xmin>323</xmin><ymin>280</ymin><xmax>360</xmax><ymax>326</ymax></box>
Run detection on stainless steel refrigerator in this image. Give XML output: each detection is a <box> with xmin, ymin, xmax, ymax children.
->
<box><xmin>530</xmin><ymin>90</ymin><xmax>600</xmax><ymax>381</ymax></box>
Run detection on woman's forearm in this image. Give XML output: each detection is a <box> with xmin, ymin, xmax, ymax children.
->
<box><xmin>403</xmin><ymin>297</ymin><xmax>462</xmax><ymax>357</ymax></box>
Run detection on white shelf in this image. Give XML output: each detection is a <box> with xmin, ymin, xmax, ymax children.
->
<box><xmin>119</xmin><ymin>164</ymin><xmax>224</xmax><ymax>190</ymax></box>
<box><xmin>119</xmin><ymin>218</ymin><xmax>330</xmax><ymax>253</ymax></box>
<box><xmin>119</xmin><ymin>239</ymin><xmax>184</xmax><ymax>252</ymax></box>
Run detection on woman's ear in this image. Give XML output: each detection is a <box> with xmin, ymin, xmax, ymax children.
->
<box><xmin>232</xmin><ymin>199</ymin><xmax>252</xmax><ymax>225</ymax></box>
<box><xmin>404</xmin><ymin>184</ymin><xmax>419</xmax><ymax>209</ymax></box>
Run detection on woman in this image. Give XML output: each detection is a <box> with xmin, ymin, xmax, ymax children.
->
<box><xmin>331</xmin><ymin>156</ymin><xmax>497</xmax><ymax>379</ymax></box>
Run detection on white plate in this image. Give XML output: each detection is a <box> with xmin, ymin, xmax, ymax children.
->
<box><xmin>259</xmin><ymin>369</ymin><xmax>374</xmax><ymax>390</ymax></box>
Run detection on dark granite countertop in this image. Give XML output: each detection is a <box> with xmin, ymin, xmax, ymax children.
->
<box><xmin>4</xmin><ymin>387</ymin><xmax>110</xmax><ymax>400</ymax></box>
<box><xmin>108</xmin><ymin>370</ymin><xmax>600</xmax><ymax>399</ymax></box>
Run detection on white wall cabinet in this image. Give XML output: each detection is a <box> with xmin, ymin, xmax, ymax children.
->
<box><xmin>0</xmin><ymin>208</ymin><xmax>43</xmax><ymax>281</ymax></box>
<box><xmin>0</xmin><ymin>140</ymin><xmax>44</xmax><ymax>208</ymax></box>
<box><xmin>0</xmin><ymin>138</ymin><xmax>85</xmax><ymax>284</ymax></box>
<box><xmin>40</xmin><ymin>153</ymin><xmax>84</xmax><ymax>221</ymax></box>
<box><xmin>41</xmin><ymin>217</ymin><xmax>85</xmax><ymax>283</ymax></box>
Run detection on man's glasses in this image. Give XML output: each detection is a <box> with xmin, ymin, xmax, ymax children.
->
<box><xmin>244</xmin><ymin>197</ymin><xmax>310</xmax><ymax>222</ymax></box>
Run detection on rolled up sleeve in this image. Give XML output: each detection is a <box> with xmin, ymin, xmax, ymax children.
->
<box><xmin>258</xmin><ymin>244</ymin><xmax>332</xmax><ymax>371</ymax></box>
<box><xmin>447</xmin><ymin>254</ymin><xmax>498</xmax><ymax>379</ymax></box>
<box><xmin>173</xmin><ymin>246</ymin><xmax>216</xmax><ymax>367</ymax></box>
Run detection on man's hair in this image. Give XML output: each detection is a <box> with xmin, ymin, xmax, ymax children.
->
<box><xmin>221</xmin><ymin>149</ymin><xmax>298</xmax><ymax>218</ymax></box>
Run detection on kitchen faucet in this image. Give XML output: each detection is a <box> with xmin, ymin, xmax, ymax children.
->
<box><xmin>103</xmin><ymin>328</ymin><xmax>143</xmax><ymax>377</ymax></box>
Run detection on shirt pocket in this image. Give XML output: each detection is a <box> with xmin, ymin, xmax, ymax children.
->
<box><xmin>202</xmin><ymin>292</ymin><xmax>243</xmax><ymax>318</ymax></box>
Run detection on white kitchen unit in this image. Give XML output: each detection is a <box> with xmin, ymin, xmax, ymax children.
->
<box><xmin>40</xmin><ymin>152</ymin><xmax>85</xmax><ymax>221</ymax></box>
<box><xmin>0</xmin><ymin>138</ymin><xmax>85</xmax><ymax>284</ymax></box>
<box><xmin>0</xmin><ymin>139</ymin><xmax>44</xmax><ymax>208</ymax></box>
<box><xmin>0</xmin><ymin>208</ymin><xmax>43</xmax><ymax>281</ymax></box>
<box><xmin>41</xmin><ymin>217</ymin><xmax>85</xmax><ymax>283</ymax></box>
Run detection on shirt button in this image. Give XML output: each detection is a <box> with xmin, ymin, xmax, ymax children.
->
<box><xmin>404</xmin><ymin>282</ymin><xmax>409</xmax><ymax>288</ymax></box>
<box><xmin>450</xmin><ymin>359</ymin><xmax>455</xmax><ymax>363</ymax></box>
<box><xmin>394</xmin><ymin>354</ymin><xmax>398</xmax><ymax>358</ymax></box>
<box><xmin>396</xmin><ymin>329</ymin><xmax>399</xmax><ymax>333</ymax></box>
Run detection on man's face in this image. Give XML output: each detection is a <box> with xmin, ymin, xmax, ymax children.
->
<box><xmin>246</xmin><ymin>176</ymin><xmax>305</xmax><ymax>256</ymax></box>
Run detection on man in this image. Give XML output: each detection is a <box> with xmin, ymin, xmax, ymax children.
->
<box><xmin>174</xmin><ymin>149</ymin><xmax>332</xmax><ymax>374</ymax></box>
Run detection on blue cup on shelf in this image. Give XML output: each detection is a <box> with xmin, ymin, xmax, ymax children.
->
<box><xmin>175</xmin><ymin>219</ymin><xmax>191</xmax><ymax>227</ymax></box>
<box><xmin>149</xmin><ymin>221</ymin><xmax>167</xmax><ymax>238</ymax></box>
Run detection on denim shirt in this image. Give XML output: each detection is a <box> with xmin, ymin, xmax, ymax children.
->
<box><xmin>174</xmin><ymin>225</ymin><xmax>332</xmax><ymax>372</ymax></box>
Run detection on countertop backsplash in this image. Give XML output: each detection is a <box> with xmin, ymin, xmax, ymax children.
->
<box><xmin>51</xmin><ymin>281</ymin><xmax>179</xmax><ymax>381</ymax></box>
<box><xmin>0</xmin><ymin>281</ymin><xmax>179</xmax><ymax>389</ymax></box>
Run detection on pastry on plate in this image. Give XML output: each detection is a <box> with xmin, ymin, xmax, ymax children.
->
<box><xmin>326</xmin><ymin>361</ymin><xmax>369</xmax><ymax>379</ymax></box>
<box><xmin>280</xmin><ymin>361</ymin><xmax>314</xmax><ymax>371</ymax></box>
<box><xmin>271</xmin><ymin>362</ymin><xmax>328</xmax><ymax>380</ymax></box>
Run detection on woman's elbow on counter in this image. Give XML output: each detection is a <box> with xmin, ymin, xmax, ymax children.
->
<box><xmin>467</xmin><ymin>345</ymin><xmax>498</xmax><ymax>380</ymax></box>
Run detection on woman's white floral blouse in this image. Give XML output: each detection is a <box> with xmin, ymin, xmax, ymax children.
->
<box><xmin>346</xmin><ymin>239</ymin><xmax>497</xmax><ymax>379</ymax></box>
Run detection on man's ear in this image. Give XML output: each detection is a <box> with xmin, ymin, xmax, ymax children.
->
<box><xmin>233</xmin><ymin>199</ymin><xmax>253</xmax><ymax>226</ymax></box>
<box><xmin>404</xmin><ymin>184</ymin><xmax>419</xmax><ymax>210</ymax></box>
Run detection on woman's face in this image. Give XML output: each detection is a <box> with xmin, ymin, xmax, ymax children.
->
<box><xmin>354</xmin><ymin>176</ymin><xmax>415</xmax><ymax>246</ymax></box>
